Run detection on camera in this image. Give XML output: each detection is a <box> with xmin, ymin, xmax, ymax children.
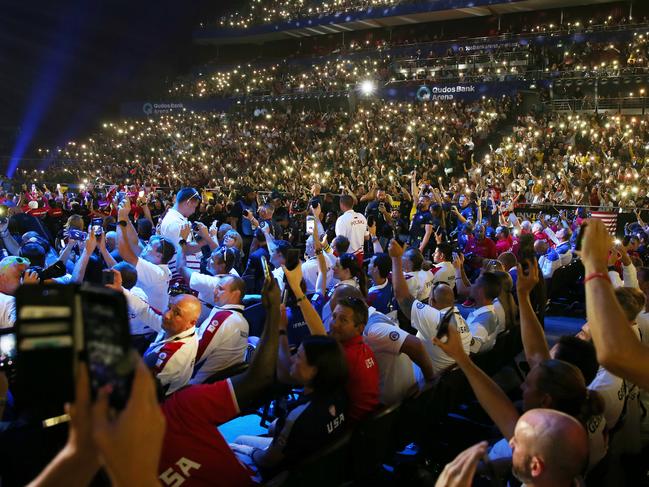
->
<box><xmin>15</xmin><ymin>284</ymin><xmax>133</xmax><ymax>422</ymax></box>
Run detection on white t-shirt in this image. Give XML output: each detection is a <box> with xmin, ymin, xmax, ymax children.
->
<box><xmin>410</xmin><ymin>301</ymin><xmax>472</xmax><ymax>374</ymax></box>
<box><xmin>415</xmin><ymin>269</ymin><xmax>435</xmax><ymax>303</ymax></box>
<box><xmin>159</xmin><ymin>207</ymin><xmax>201</xmax><ymax>278</ymax></box>
<box><xmin>363</xmin><ymin>308</ymin><xmax>417</xmax><ymax>405</ymax></box>
<box><xmin>0</xmin><ymin>293</ymin><xmax>15</xmax><ymax>329</ymax></box>
<box><xmin>431</xmin><ymin>261</ymin><xmax>456</xmax><ymax>289</ymax></box>
<box><xmin>492</xmin><ymin>298</ymin><xmax>506</xmax><ymax>335</ymax></box>
<box><xmin>144</xmin><ymin>326</ymin><xmax>198</xmax><ymax>395</ymax></box>
<box><xmin>589</xmin><ymin>366</ymin><xmax>625</xmax><ymax>430</ymax></box>
<box><xmin>191</xmin><ymin>304</ymin><xmax>248</xmax><ymax>384</ymax></box>
<box><xmin>334</xmin><ymin>209</ymin><xmax>368</xmax><ymax>254</ymax></box>
<box><xmin>122</xmin><ymin>286</ymin><xmax>162</xmax><ymax>335</ymax></box>
<box><xmin>135</xmin><ymin>258</ymin><xmax>171</xmax><ymax>313</ymax></box>
<box><xmin>403</xmin><ymin>272</ymin><xmax>421</xmax><ymax>301</ymax></box>
<box><xmin>466</xmin><ymin>305</ymin><xmax>499</xmax><ymax>353</ymax></box>
<box><xmin>302</xmin><ymin>255</ymin><xmax>334</xmax><ymax>295</ymax></box>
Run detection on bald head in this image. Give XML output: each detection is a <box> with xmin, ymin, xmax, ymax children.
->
<box><xmin>431</xmin><ymin>283</ymin><xmax>455</xmax><ymax>310</ymax></box>
<box><xmin>330</xmin><ymin>284</ymin><xmax>364</xmax><ymax>311</ymax></box>
<box><xmin>534</xmin><ymin>239</ymin><xmax>548</xmax><ymax>255</ymax></box>
<box><xmin>511</xmin><ymin>409</ymin><xmax>589</xmax><ymax>486</ymax></box>
<box><xmin>162</xmin><ymin>294</ymin><xmax>202</xmax><ymax>336</ymax></box>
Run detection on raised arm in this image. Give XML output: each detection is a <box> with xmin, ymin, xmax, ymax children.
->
<box><xmin>453</xmin><ymin>253</ymin><xmax>471</xmax><ymax>297</ymax></box>
<box><xmin>231</xmin><ymin>276</ymin><xmax>280</xmax><ymax>411</ymax></box>
<box><xmin>389</xmin><ymin>239</ymin><xmax>415</xmax><ymax>319</ymax></box>
<box><xmin>117</xmin><ymin>203</ymin><xmax>140</xmax><ymax>266</ymax></box>
<box><xmin>0</xmin><ymin>220</ymin><xmax>19</xmax><ymax>256</ymax></box>
<box><xmin>97</xmin><ymin>232</ymin><xmax>117</xmax><ymax>268</ymax></box>
<box><xmin>516</xmin><ymin>259</ymin><xmax>550</xmax><ymax>369</ymax></box>
<box><xmin>71</xmin><ymin>230</ymin><xmax>97</xmax><ymax>284</ymax></box>
<box><xmin>581</xmin><ymin>218</ymin><xmax>649</xmax><ymax>390</ymax></box>
<box><xmin>434</xmin><ymin>326</ymin><xmax>520</xmax><ymax>440</ymax></box>
<box><xmin>283</xmin><ymin>263</ymin><xmax>326</xmax><ymax>336</ymax></box>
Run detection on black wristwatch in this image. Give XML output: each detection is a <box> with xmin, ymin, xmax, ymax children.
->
<box><xmin>279</xmin><ymin>330</ymin><xmax>287</xmax><ymax>336</ymax></box>
<box><xmin>179</xmin><ymin>239</ymin><xmax>187</xmax><ymax>247</ymax></box>
<box><xmin>118</xmin><ymin>220</ymin><xmax>128</xmax><ymax>227</ymax></box>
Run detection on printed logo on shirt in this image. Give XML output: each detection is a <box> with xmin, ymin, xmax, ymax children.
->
<box><xmin>365</xmin><ymin>357</ymin><xmax>375</xmax><ymax>369</ymax></box>
<box><xmin>159</xmin><ymin>353</ymin><xmax>167</xmax><ymax>360</ymax></box>
<box><xmin>416</xmin><ymin>302</ymin><xmax>426</xmax><ymax>309</ymax></box>
<box><xmin>326</xmin><ymin>412</ymin><xmax>346</xmax><ymax>434</ymax></box>
<box><xmin>389</xmin><ymin>331</ymin><xmax>400</xmax><ymax>341</ymax></box>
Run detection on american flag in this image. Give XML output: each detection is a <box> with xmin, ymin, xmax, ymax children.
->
<box><xmin>590</xmin><ymin>211</ymin><xmax>618</xmax><ymax>234</ymax></box>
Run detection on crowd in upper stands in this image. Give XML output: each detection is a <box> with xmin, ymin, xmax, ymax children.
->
<box><xmin>168</xmin><ymin>28</ymin><xmax>649</xmax><ymax>100</ymax></box>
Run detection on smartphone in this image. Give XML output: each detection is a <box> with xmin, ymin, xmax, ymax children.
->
<box><xmin>575</xmin><ymin>223</ymin><xmax>588</xmax><ymax>252</ymax></box>
<box><xmin>310</xmin><ymin>199</ymin><xmax>319</xmax><ymax>209</ymax></box>
<box><xmin>81</xmin><ymin>286</ymin><xmax>134</xmax><ymax>410</ymax></box>
<box><xmin>138</xmin><ymin>190</ymin><xmax>145</xmax><ymax>198</ymax></box>
<box><xmin>15</xmin><ymin>285</ymin><xmax>78</xmax><ymax>422</ymax></box>
<box><xmin>102</xmin><ymin>269</ymin><xmax>115</xmax><ymax>286</ymax></box>
<box><xmin>68</xmin><ymin>229</ymin><xmax>88</xmax><ymax>241</ymax></box>
<box><xmin>0</xmin><ymin>328</ymin><xmax>16</xmax><ymax>370</ymax></box>
<box><xmin>436</xmin><ymin>308</ymin><xmax>456</xmax><ymax>343</ymax></box>
<box><xmin>261</xmin><ymin>256</ymin><xmax>271</xmax><ymax>284</ymax></box>
<box><xmin>91</xmin><ymin>217</ymin><xmax>103</xmax><ymax>227</ymax></box>
<box><xmin>16</xmin><ymin>284</ymin><xmax>134</xmax><ymax>421</ymax></box>
<box><xmin>286</xmin><ymin>248</ymin><xmax>300</xmax><ymax>271</ymax></box>
<box><xmin>306</xmin><ymin>216</ymin><xmax>315</xmax><ymax>235</ymax></box>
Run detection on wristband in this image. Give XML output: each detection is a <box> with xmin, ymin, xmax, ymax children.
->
<box><xmin>178</xmin><ymin>239</ymin><xmax>187</xmax><ymax>247</ymax></box>
<box><xmin>117</xmin><ymin>220</ymin><xmax>128</xmax><ymax>227</ymax></box>
<box><xmin>584</xmin><ymin>272</ymin><xmax>611</xmax><ymax>284</ymax></box>
<box><xmin>315</xmin><ymin>249</ymin><xmax>323</xmax><ymax>256</ymax></box>
<box><xmin>278</xmin><ymin>330</ymin><xmax>287</xmax><ymax>336</ymax></box>
<box><xmin>296</xmin><ymin>295</ymin><xmax>307</xmax><ymax>303</ymax></box>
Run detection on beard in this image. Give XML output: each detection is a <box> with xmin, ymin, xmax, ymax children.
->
<box><xmin>511</xmin><ymin>456</ymin><xmax>534</xmax><ymax>484</ymax></box>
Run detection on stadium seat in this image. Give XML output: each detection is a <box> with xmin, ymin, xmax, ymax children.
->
<box><xmin>547</xmin><ymin>260</ymin><xmax>585</xmax><ymax>313</ymax></box>
<box><xmin>243</xmin><ymin>302</ymin><xmax>266</xmax><ymax>337</ymax></box>
<box><xmin>264</xmin><ymin>430</ymin><xmax>353</xmax><ymax>487</ymax></box>
<box><xmin>350</xmin><ymin>402</ymin><xmax>401</xmax><ymax>482</ymax></box>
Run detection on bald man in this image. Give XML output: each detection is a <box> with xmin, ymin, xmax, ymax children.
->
<box><xmin>436</xmin><ymin>409</ymin><xmax>588</xmax><ymax>487</ymax></box>
<box><xmin>409</xmin><ymin>281</ymin><xmax>473</xmax><ymax>373</ymax></box>
<box><xmin>510</xmin><ymin>409</ymin><xmax>589</xmax><ymax>486</ymax></box>
<box><xmin>143</xmin><ymin>294</ymin><xmax>201</xmax><ymax>395</ymax></box>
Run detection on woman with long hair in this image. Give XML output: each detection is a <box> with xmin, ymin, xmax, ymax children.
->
<box><xmin>230</xmin><ymin>335</ymin><xmax>349</xmax><ymax>478</ymax></box>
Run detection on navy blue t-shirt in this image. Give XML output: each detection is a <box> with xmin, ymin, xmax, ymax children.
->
<box><xmin>409</xmin><ymin>211</ymin><xmax>433</xmax><ymax>245</ymax></box>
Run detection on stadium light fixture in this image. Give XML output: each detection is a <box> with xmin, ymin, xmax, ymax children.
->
<box><xmin>359</xmin><ymin>80</ymin><xmax>376</xmax><ymax>96</ymax></box>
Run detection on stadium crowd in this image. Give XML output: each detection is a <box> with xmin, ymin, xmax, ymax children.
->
<box><xmin>4</xmin><ymin>0</ymin><xmax>649</xmax><ymax>485</ymax></box>
<box><xmin>1</xmin><ymin>95</ymin><xmax>649</xmax><ymax>487</ymax></box>
<box><xmin>167</xmin><ymin>29</ymin><xmax>649</xmax><ymax>99</ymax></box>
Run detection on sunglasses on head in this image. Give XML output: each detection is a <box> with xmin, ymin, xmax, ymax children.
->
<box><xmin>187</xmin><ymin>190</ymin><xmax>201</xmax><ymax>203</ymax></box>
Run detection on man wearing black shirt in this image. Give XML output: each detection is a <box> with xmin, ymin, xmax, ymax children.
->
<box><xmin>365</xmin><ymin>189</ymin><xmax>393</xmax><ymax>246</ymax></box>
<box><xmin>409</xmin><ymin>195</ymin><xmax>434</xmax><ymax>257</ymax></box>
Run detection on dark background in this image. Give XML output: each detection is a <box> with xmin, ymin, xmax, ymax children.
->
<box><xmin>0</xmin><ymin>0</ymin><xmax>236</xmax><ymax>166</ymax></box>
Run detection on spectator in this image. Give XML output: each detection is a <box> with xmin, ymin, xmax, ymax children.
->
<box><xmin>143</xmin><ymin>294</ymin><xmax>201</xmax><ymax>395</ymax></box>
<box><xmin>191</xmin><ymin>275</ymin><xmax>248</xmax><ymax>384</ymax></box>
